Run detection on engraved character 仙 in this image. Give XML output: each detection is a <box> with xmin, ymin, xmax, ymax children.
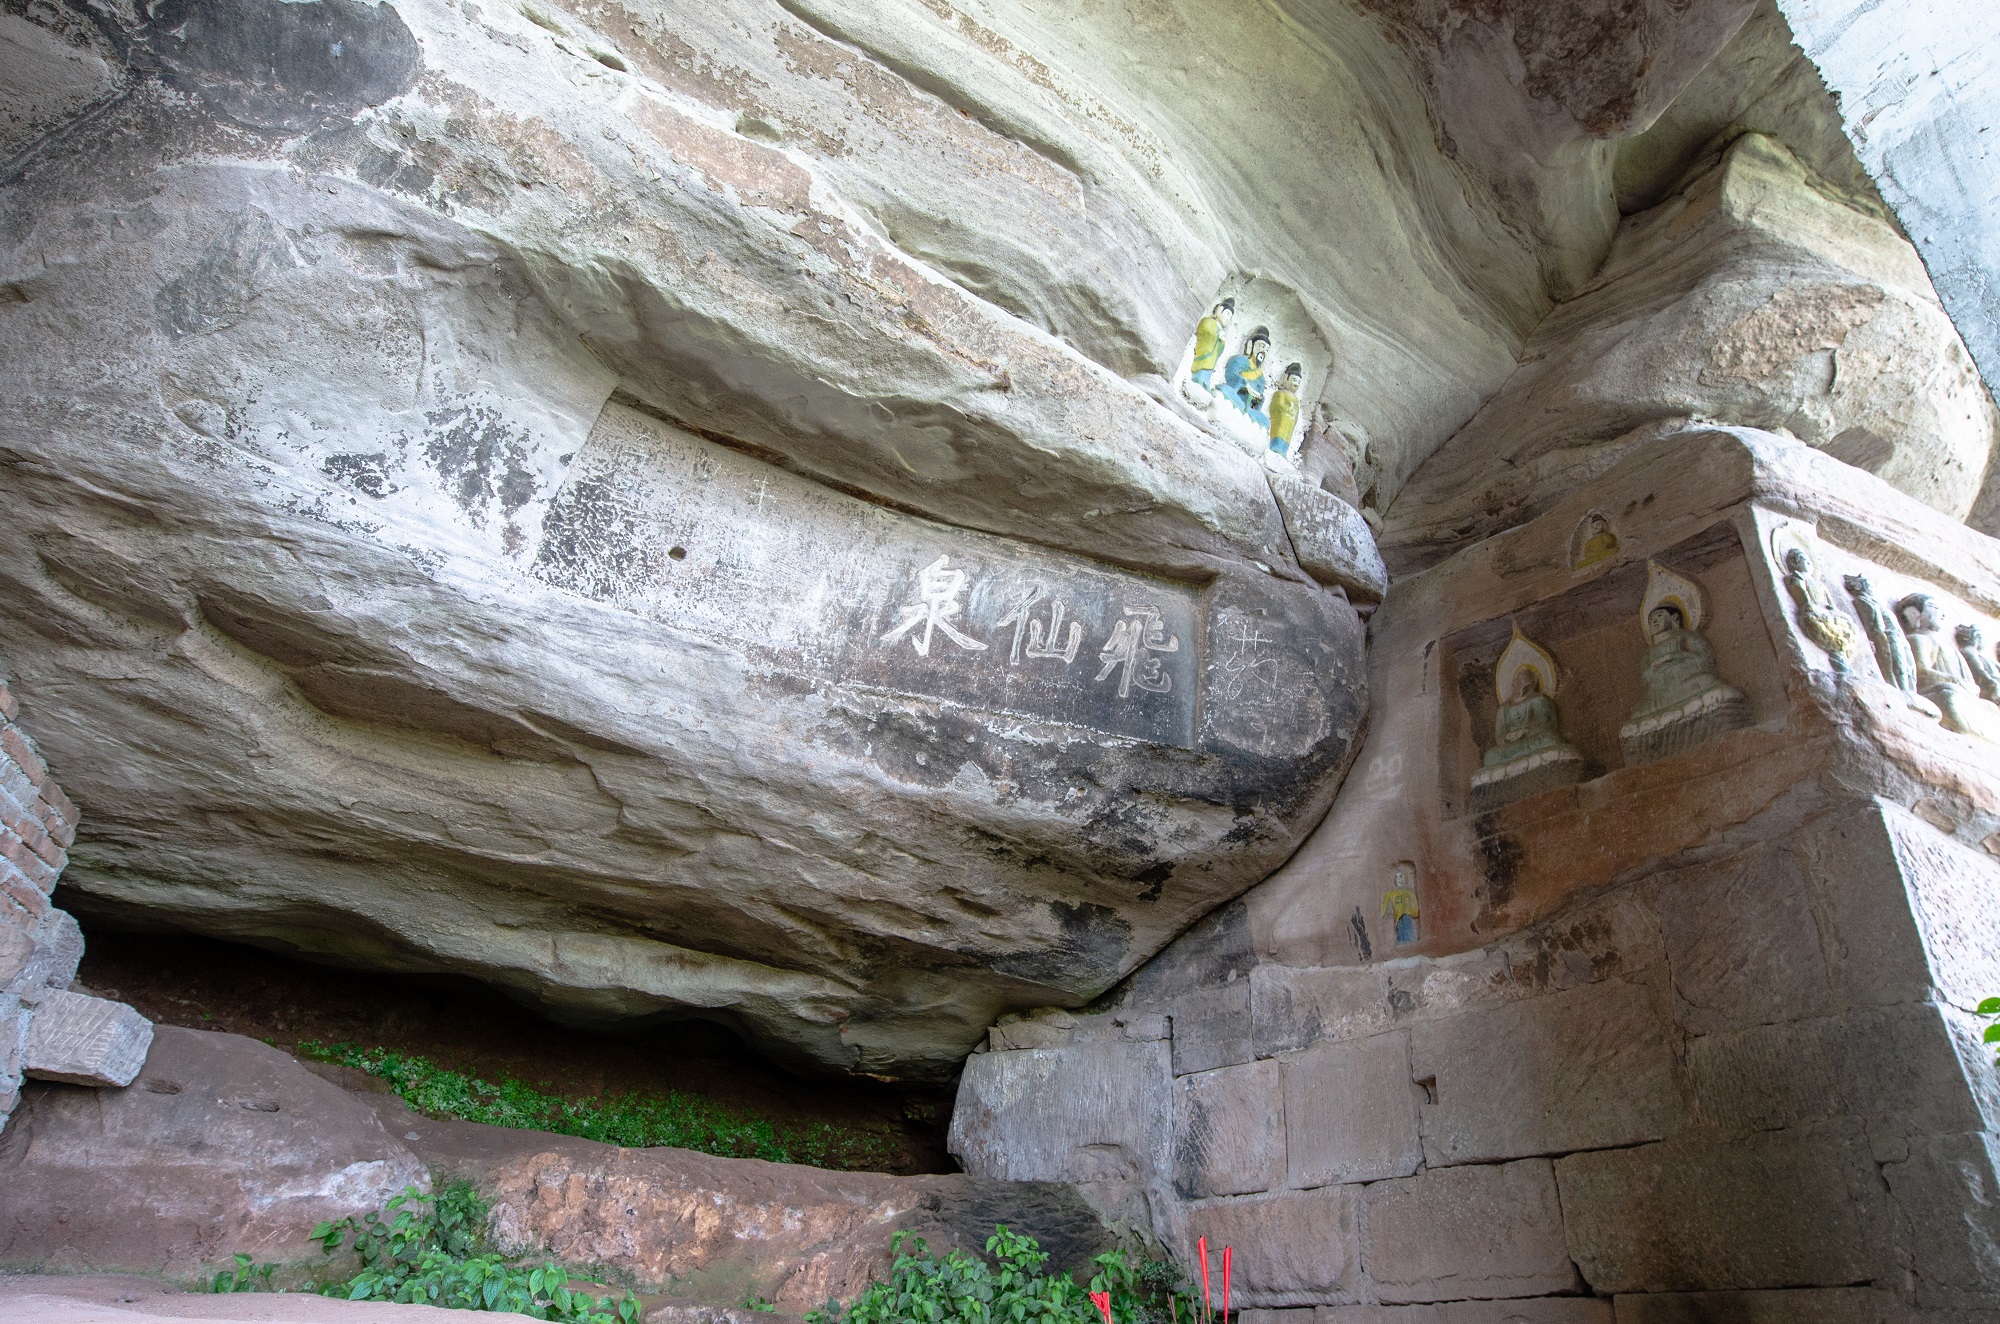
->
<box><xmin>1095</xmin><ymin>604</ymin><xmax>1179</xmax><ymax>698</ymax></box>
<box><xmin>995</xmin><ymin>586</ymin><xmax>1083</xmax><ymax>666</ymax></box>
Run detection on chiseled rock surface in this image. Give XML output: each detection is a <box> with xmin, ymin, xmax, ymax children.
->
<box><xmin>0</xmin><ymin>0</ymin><xmax>1449</xmax><ymax>1076</ymax></box>
<box><xmin>1383</xmin><ymin>134</ymin><xmax>1997</xmax><ymax>573</ymax></box>
<box><xmin>0</xmin><ymin>1028</ymin><xmax>426</xmax><ymax>1277</ymax></box>
<box><xmin>22</xmin><ymin>990</ymin><xmax>153</xmax><ymax>1088</ymax></box>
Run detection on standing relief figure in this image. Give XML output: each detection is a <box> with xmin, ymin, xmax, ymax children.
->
<box><xmin>1844</xmin><ymin>573</ymin><xmax>1941</xmax><ymax>720</ymax></box>
<box><xmin>1898</xmin><ymin>595</ymin><xmax>2000</xmax><ymax>741</ymax></box>
<box><xmin>1956</xmin><ymin>624</ymin><xmax>2000</xmax><ymax>703</ymax></box>
<box><xmin>1619</xmin><ymin>563</ymin><xmax>1750</xmax><ymax>764</ymax></box>
<box><xmin>1469</xmin><ymin>631</ymin><xmax>1584</xmax><ymax>812</ymax></box>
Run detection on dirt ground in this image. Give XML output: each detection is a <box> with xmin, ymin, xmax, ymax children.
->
<box><xmin>73</xmin><ymin>922</ymin><xmax>957</xmax><ymax>1175</ymax></box>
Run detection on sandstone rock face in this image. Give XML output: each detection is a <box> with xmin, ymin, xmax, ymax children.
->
<box><xmin>22</xmin><ymin>991</ymin><xmax>153</xmax><ymax>1089</ymax></box>
<box><xmin>0</xmin><ymin>1027</ymin><xmax>427</xmax><ymax>1277</ymax></box>
<box><xmin>954</xmin><ymin>434</ymin><xmax>2000</xmax><ymax>1317</ymax></box>
<box><xmin>0</xmin><ymin>1026</ymin><xmax>1114</xmax><ymax>1300</ymax></box>
<box><xmin>1384</xmin><ymin>135</ymin><xmax>1997</xmax><ymax>572</ymax></box>
<box><xmin>0</xmin><ymin>1277</ymin><xmax>544</xmax><ymax>1323</ymax></box>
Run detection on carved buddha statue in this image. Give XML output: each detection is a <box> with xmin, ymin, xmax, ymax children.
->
<box><xmin>1899</xmin><ymin>594</ymin><xmax>2000</xmax><ymax>741</ymax></box>
<box><xmin>1485</xmin><ymin>667</ymin><xmax>1571</xmax><ymax>770</ymax></box>
<box><xmin>1469</xmin><ymin>631</ymin><xmax>1584</xmax><ymax>811</ymax></box>
<box><xmin>1619</xmin><ymin>563</ymin><xmax>1750</xmax><ymax>764</ymax></box>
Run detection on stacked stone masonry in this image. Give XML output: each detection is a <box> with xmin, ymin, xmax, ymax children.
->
<box><xmin>0</xmin><ymin>677</ymin><xmax>150</xmax><ymax>1131</ymax></box>
<box><xmin>953</xmin><ymin>432</ymin><xmax>2000</xmax><ymax>1320</ymax></box>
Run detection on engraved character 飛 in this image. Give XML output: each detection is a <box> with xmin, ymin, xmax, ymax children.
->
<box><xmin>1095</xmin><ymin>604</ymin><xmax>1180</xmax><ymax>698</ymax></box>
<box><xmin>881</xmin><ymin>555</ymin><xmax>988</xmax><ymax>657</ymax></box>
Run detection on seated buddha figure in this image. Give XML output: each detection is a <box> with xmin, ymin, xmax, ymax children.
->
<box><xmin>1470</xmin><ymin>632</ymin><xmax>1584</xmax><ymax>811</ymax></box>
<box><xmin>1620</xmin><ymin>564</ymin><xmax>1749</xmax><ymax>764</ymax></box>
<box><xmin>1485</xmin><ymin>667</ymin><xmax>1570</xmax><ymax>769</ymax></box>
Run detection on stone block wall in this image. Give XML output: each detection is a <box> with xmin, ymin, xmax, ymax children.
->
<box><xmin>0</xmin><ymin>675</ymin><xmax>145</xmax><ymax>1130</ymax></box>
<box><xmin>953</xmin><ymin>432</ymin><xmax>2000</xmax><ymax>1319</ymax></box>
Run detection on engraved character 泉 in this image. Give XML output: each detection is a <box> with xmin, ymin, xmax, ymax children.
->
<box><xmin>995</xmin><ymin>586</ymin><xmax>1083</xmax><ymax>666</ymax></box>
<box><xmin>881</xmin><ymin>555</ymin><xmax>988</xmax><ymax>657</ymax></box>
<box><xmin>1095</xmin><ymin>604</ymin><xmax>1179</xmax><ymax>698</ymax></box>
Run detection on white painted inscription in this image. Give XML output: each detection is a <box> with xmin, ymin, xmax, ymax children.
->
<box><xmin>880</xmin><ymin>555</ymin><xmax>989</xmax><ymax>657</ymax></box>
<box><xmin>1095</xmin><ymin>605</ymin><xmax>1181</xmax><ymax>698</ymax></box>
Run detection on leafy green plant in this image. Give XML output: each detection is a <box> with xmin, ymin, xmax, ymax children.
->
<box><xmin>805</xmin><ymin>1225</ymin><xmax>1191</xmax><ymax>1324</ymax></box>
<box><xmin>311</xmin><ymin>1182</ymin><xmax>642</xmax><ymax>1322</ymax></box>
<box><xmin>299</xmin><ymin>1040</ymin><xmax>897</xmax><ymax>1169</ymax></box>
<box><xmin>1980</xmin><ymin>997</ymin><xmax>2000</xmax><ymax>1061</ymax></box>
<box><xmin>209</xmin><ymin>1254</ymin><xmax>277</xmax><ymax>1294</ymax></box>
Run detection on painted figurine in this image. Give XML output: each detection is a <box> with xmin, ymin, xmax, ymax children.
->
<box><xmin>1189</xmin><ymin>298</ymin><xmax>1234</xmax><ymax>392</ymax></box>
<box><xmin>1783</xmin><ymin>547</ymin><xmax>1857</xmax><ymax>670</ymax></box>
<box><xmin>1382</xmin><ymin>863</ymin><xmax>1420</xmax><ymax>946</ymax></box>
<box><xmin>1469</xmin><ymin>631</ymin><xmax>1584</xmax><ymax>810</ymax></box>
<box><xmin>1223</xmin><ymin>325</ymin><xmax>1272</xmax><ymax>428</ymax></box>
<box><xmin>1898</xmin><ymin>594</ymin><xmax>2000</xmax><ymax>740</ymax></box>
<box><xmin>1618</xmin><ymin>562</ymin><xmax>1749</xmax><ymax>763</ymax></box>
<box><xmin>1267</xmin><ymin>362</ymin><xmax>1304</xmax><ymax>459</ymax></box>
<box><xmin>1575</xmin><ymin>512</ymin><xmax>1619</xmax><ymax>568</ymax></box>
<box><xmin>1956</xmin><ymin>624</ymin><xmax>2000</xmax><ymax>703</ymax></box>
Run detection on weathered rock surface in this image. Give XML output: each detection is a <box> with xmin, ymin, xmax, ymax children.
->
<box><xmin>0</xmin><ymin>1027</ymin><xmax>426</xmax><ymax>1277</ymax></box>
<box><xmin>1384</xmin><ymin>134</ymin><xmax>1996</xmax><ymax>573</ymax></box>
<box><xmin>0</xmin><ymin>1277</ymin><xmax>540</xmax><ymax>1323</ymax></box>
<box><xmin>22</xmin><ymin>990</ymin><xmax>153</xmax><ymax>1088</ymax></box>
<box><xmin>0</xmin><ymin>1025</ymin><xmax>1113</xmax><ymax>1298</ymax></box>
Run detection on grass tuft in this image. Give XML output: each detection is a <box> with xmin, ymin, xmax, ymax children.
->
<box><xmin>300</xmin><ymin>1040</ymin><xmax>899</xmax><ymax>1170</ymax></box>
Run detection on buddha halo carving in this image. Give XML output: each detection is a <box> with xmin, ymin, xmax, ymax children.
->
<box><xmin>1572</xmin><ymin>510</ymin><xmax>1620</xmax><ymax>570</ymax></box>
<box><xmin>1898</xmin><ymin>594</ymin><xmax>2000</xmax><ymax>741</ymax></box>
<box><xmin>1619</xmin><ymin>562</ymin><xmax>1751</xmax><ymax>765</ymax></box>
<box><xmin>1845</xmin><ymin>572</ymin><xmax>1943</xmax><ymax>721</ymax></box>
<box><xmin>1775</xmin><ymin>527</ymin><xmax>1859</xmax><ymax>670</ymax></box>
<box><xmin>1469</xmin><ymin>629</ymin><xmax>1584</xmax><ymax>812</ymax></box>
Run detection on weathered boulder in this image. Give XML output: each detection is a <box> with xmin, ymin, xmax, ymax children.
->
<box><xmin>1384</xmin><ymin>134</ymin><xmax>1996</xmax><ymax>573</ymax></box>
<box><xmin>0</xmin><ymin>1025</ymin><xmax>1114</xmax><ymax>1300</ymax></box>
<box><xmin>0</xmin><ymin>1027</ymin><xmax>427</xmax><ymax>1277</ymax></box>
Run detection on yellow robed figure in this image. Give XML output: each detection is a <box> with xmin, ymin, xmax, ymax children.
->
<box><xmin>1189</xmin><ymin>298</ymin><xmax>1234</xmax><ymax>388</ymax></box>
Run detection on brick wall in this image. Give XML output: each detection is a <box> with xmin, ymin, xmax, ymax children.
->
<box><xmin>0</xmin><ymin>676</ymin><xmax>87</xmax><ymax>1128</ymax></box>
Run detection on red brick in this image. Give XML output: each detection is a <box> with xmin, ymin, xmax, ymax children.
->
<box><xmin>0</xmin><ymin>763</ymin><xmax>35</xmax><ymax>819</ymax></box>
<box><xmin>1</xmin><ymin>875</ymin><xmax>49</xmax><ymax>921</ymax></box>
<box><xmin>36</xmin><ymin>802</ymin><xmax>75</xmax><ymax>851</ymax></box>
<box><xmin>38</xmin><ymin>781</ymin><xmax>79</xmax><ymax>835</ymax></box>
<box><xmin>0</xmin><ymin>832</ymin><xmax>54</xmax><ymax>895</ymax></box>
<box><xmin>0</xmin><ymin>683</ymin><xmax>16</xmax><ymax>723</ymax></box>
<box><xmin>0</xmin><ymin>730</ymin><xmax>46</xmax><ymax>788</ymax></box>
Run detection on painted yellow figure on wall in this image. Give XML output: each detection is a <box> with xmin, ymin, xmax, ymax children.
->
<box><xmin>1189</xmin><ymin>298</ymin><xmax>1235</xmax><ymax>390</ymax></box>
<box><xmin>1381</xmin><ymin>862</ymin><xmax>1420</xmax><ymax>945</ymax></box>
<box><xmin>1267</xmin><ymin>361</ymin><xmax>1303</xmax><ymax>459</ymax></box>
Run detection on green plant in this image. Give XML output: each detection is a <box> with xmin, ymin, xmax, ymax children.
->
<box><xmin>298</xmin><ymin>1040</ymin><xmax>897</xmax><ymax>1170</ymax></box>
<box><xmin>310</xmin><ymin>1183</ymin><xmax>642</xmax><ymax>1322</ymax></box>
<box><xmin>742</xmin><ymin>1296</ymin><xmax>780</xmax><ymax>1312</ymax></box>
<box><xmin>209</xmin><ymin>1254</ymin><xmax>277</xmax><ymax>1294</ymax></box>
<box><xmin>1981</xmin><ymin>997</ymin><xmax>2000</xmax><ymax>1061</ymax></box>
<box><xmin>805</xmin><ymin>1225</ymin><xmax>1190</xmax><ymax>1324</ymax></box>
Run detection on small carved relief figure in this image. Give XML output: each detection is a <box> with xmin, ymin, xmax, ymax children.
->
<box><xmin>1573</xmin><ymin>512</ymin><xmax>1620</xmax><ymax>569</ymax></box>
<box><xmin>1900</xmin><ymin>595</ymin><xmax>2000</xmax><ymax>740</ymax></box>
<box><xmin>1956</xmin><ymin>624</ymin><xmax>2000</xmax><ymax>703</ymax></box>
<box><xmin>1619</xmin><ymin>562</ymin><xmax>1751</xmax><ymax>764</ymax></box>
<box><xmin>1267</xmin><ymin>362</ymin><xmax>1304</xmax><ymax>461</ymax></box>
<box><xmin>1469</xmin><ymin>631</ymin><xmax>1584</xmax><ymax>812</ymax></box>
<box><xmin>1223</xmin><ymin>325</ymin><xmax>1272</xmax><ymax>428</ymax></box>
<box><xmin>1782</xmin><ymin>546</ymin><xmax>1858</xmax><ymax>670</ymax></box>
<box><xmin>1382</xmin><ymin>862</ymin><xmax>1420</xmax><ymax>945</ymax></box>
<box><xmin>1187</xmin><ymin>298</ymin><xmax>1234</xmax><ymax>396</ymax></box>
